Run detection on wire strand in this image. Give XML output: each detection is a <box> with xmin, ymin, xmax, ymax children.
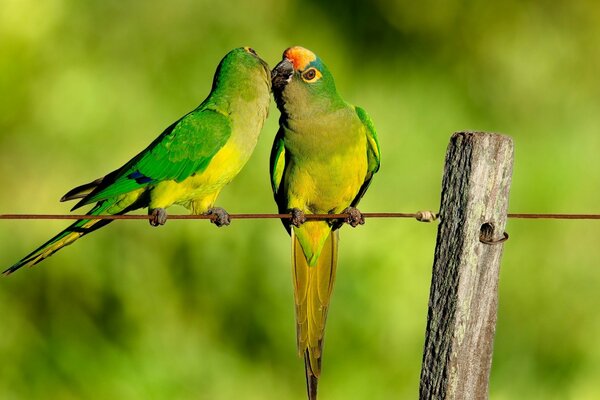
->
<box><xmin>0</xmin><ymin>212</ymin><xmax>420</xmax><ymax>221</ymax></box>
<box><xmin>0</xmin><ymin>212</ymin><xmax>599</xmax><ymax>221</ymax></box>
<box><xmin>507</xmin><ymin>213</ymin><xmax>600</xmax><ymax>220</ymax></box>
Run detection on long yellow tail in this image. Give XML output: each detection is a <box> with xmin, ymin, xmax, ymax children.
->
<box><xmin>3</xmin><ymin>202</ymin><xmax>113</xmax><ymax>274</ymax></box>
<box><xmin>292</xmin><ymin>229</ymin><xmax>338</xmax><ymax>400</ymax></box>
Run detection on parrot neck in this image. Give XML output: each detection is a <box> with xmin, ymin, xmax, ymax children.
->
<box><xmin>209</xmin><ymin>75</ymin><xmax>270</xmax><ymax>113</ymax></box>
<box><xmin>277</xmin><ymin>94</ymin><xmax>346</xmax><ymax>122</ymax></box>
<box><xmin>203</xmin><ymin>73</ymin><xmax>270</xmax><ymax>158</ymax></box>
<box><xmin>193</xmin><ymin>76</ymin><xmax>267</xmax><ymax>123</ymax></box>
<box><xmin>282</xmin><ymin>106</ymin><xmax>363</xmax><ymax>158</ymax></box>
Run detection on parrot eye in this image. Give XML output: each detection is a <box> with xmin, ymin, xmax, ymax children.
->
<box><xmin>301</xmin><ymin>68</ymin><xmax>321</xmax><ymax>83</ymax></box>
<box><xmin>303</xmin><ymin>69</ymin><xmax>316</xmax><ymax>80</ymax></box>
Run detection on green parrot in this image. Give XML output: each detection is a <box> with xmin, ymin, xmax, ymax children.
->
<box><xmin>4</xmin><ymin>47</ymin><xmax>271</xmax><ymax>275</ymax></box>
<box><xmin>270</xmin><ymin>46</ymin><xmax>381</xmax><ymax>399</ymax></box>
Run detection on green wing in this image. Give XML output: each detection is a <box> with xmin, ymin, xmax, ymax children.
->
<box><xmin>270</xmin><ymin>127</ymin><xmax>294</xmax><ymax>232</ymax></box>
<box><xmin>269</xmin><ymin>128</ymin><xmax>286</xmax><ymax>200</ymax></box>
<box><xmin>351</xmin><ymin>106</ymin><xmax>381</xmax><ymax>207</ymax></box>
<box><xmin>74</xmin><ymin>107</ymin><xmax>232</xmax><ymax>209</ymax></box>
<box><xmin>356</xmin><ymin>106</ymin><xmax>380</xmax><ymax>175</ymax></box>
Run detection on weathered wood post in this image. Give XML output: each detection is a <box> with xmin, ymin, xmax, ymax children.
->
<box><xmin>419</xmin><ymin>132</ymin><xmax>514</xmax><ymax>399</ymax></box>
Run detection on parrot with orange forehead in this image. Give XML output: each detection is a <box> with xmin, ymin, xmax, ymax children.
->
<box><xmin>270</xmin><ymin>46</ymin><xmax>381</xmax><ymax>399</ymax></box>
<box><xmin>4</xmin><ymin>47</ymin><xmax>271</xmax><ymax>274</ymax></box>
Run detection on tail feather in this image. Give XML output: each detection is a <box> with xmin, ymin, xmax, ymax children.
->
<box><xmin>292</xmin><ymin>229</ymin><xmax>338</xmax><ymax>400</ymax></box>
<box><xmin>304</xmin><ymin>351</ymin><xmax>319</xmax><ymax>400</ymax></box>
<box><xmin>61</xmin><ymin>177</ymin><xmax>104</xmax><ymax>202</ymax></box>
<box><xmin>3</xmin><ymin>202</ymin><xmax>113</xmax><ymax>275</ymax></box>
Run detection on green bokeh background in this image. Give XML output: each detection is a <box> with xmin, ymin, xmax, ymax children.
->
<box><xmin>1</xmin><ymin>1</ymin><xmax>600</xmax><ymax>399</ymax></box>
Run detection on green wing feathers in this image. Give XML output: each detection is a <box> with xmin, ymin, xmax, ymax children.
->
<box><xmin>269</xmin><ymin>130</ymin><xmax>286</xmax><ymax>196</ymax></box>
<box><xmin>3</xmin><ymin>202</ymin><xmax>115</xmax><ymax>275</ymax></box>
<box><xmin>292</xmin><ymin>229</ymin><xmax>338</xmax><ymax>398</ymax></box>
<box><xmin>75</xmin><ymin>108</ymin><xmax>232</xmax><ymax>208</ymax></box>
<box><xmin>351</xmin><ymin>106</ymin><xmax>381</xmax><ymax>208</ymax></box>
<box><xmin>355</xmin><ymin>106</ymin><xmax>381</xmax><ymax>175</ymax></box>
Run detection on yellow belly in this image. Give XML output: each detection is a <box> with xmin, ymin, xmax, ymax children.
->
<box><xmin>287</xmin><ymin>142</ymin><xmax>368</xmax><ymax>214</ymax></box>
<box><xmin>148</xmin><ymin>140</ymin><xmax>246</xmax><ymax>213</ymax></box>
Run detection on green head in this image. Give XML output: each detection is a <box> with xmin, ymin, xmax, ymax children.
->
<box><xmin>272</xmin><ymin>46</ymin><xmax>343</xmax><ymax>118</ymax></box>
<box><xmin>211</xmin><ymin>47</ymin><xmax>271</xmax><ymax>100</ymax></box>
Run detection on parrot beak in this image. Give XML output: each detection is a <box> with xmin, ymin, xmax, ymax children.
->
<box><xmin>271</xmin><ymin>58</ymin><xmax>294</xmax><ymax>91</ymax></box>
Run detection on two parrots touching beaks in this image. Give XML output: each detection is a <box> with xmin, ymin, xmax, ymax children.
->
<box><xmin>5</xmin><ymin>46</ymin><xmax>380</xmax><ymax>400</ymax></box>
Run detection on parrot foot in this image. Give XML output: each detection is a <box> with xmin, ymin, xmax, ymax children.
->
<box><xmin>149</xmin><ymin>208</ymin><xmax>168</xmax><ymax>227</ymax></box>
<box><xmin>206</xmin><ymin>207</ymin><xmax>230</xmax><ymax>227</ymax></box>
<box><xmin>290</xmin><ymin>208</ymin><xmax>307</xmax><ymax>227</ymax></box>
<box><xmin>342</xmin><ymin>207</ymin><xmax>365</xmax><ymax>227</ymax></box>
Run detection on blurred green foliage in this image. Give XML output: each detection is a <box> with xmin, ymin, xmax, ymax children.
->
<box><xmin>1</xmin><ymin>0</ymin><xmax>600</xmax><ymax>399</ymax></box>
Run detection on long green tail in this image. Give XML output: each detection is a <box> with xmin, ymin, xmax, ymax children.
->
<box><xmin>3</xmin><ymin>202</ymin><xmax>114</xmax><ymax>275</ymax></box>
<box><xmin>292</xmin><ymin>229</ymin><xmax>338</xmax><ymax>400</ymax></box>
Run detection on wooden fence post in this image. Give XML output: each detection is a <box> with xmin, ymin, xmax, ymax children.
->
<box><xmin>419</xmin><ymin>132</ymin><xmax>514</xmax><ymax>399</ymax></box>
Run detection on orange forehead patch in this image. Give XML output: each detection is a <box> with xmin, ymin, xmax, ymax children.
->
<box><xmin>284</xmin><ymin>46</ymin><xmax>316</xmax><ymax>71</ymax></box>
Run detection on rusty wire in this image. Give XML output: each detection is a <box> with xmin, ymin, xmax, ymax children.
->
<box><xmin>0</xmin><ymin>212</ymin><xmax>599</xmax><ymax>221</ymax></box>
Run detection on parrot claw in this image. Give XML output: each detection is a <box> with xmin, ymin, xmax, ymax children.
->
<box><xmin>149</xmin><ymin>208</ymin><xmax>168</xmax><ymax>227</ymax></box>
<box><xmin>290</xmin><ymin>208</ymin><xmax>307</xmax><ymax>227</ymax></box>
<box><xmin>206</xmin><ymin>207</ymin><xmax>230</xmax><ymax>227</ymax></box>
<box><xmin>343</xmin><ymin>207</ymin><xmax>365</xmax><ymax>227</ymax></box>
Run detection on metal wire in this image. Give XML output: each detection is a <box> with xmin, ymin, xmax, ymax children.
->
<box><xmin>507</xmin><ymin>213</ymin><xmax>600</xmax><ymax>220</ymax></box>
<box><xmin>0</xmin><ymin>212</ymin><xmax>421</xmax><ymax>221</ymax></box>
<box><xmin>0</xmin><ymin>212</ymin><xmax>599</xmax><ymax>221</ymax></box>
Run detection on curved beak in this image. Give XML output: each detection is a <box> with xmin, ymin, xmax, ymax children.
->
<box><xmin>271</xmin><ymin>58</ymin><xmax>294</xmax><ymax>91</ymax></box>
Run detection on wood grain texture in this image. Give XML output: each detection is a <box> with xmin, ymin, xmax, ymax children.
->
<box><xmin>419</xmin><ymin>132</ymin><xmax>514</xmax><ymax>400</ymax></box>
